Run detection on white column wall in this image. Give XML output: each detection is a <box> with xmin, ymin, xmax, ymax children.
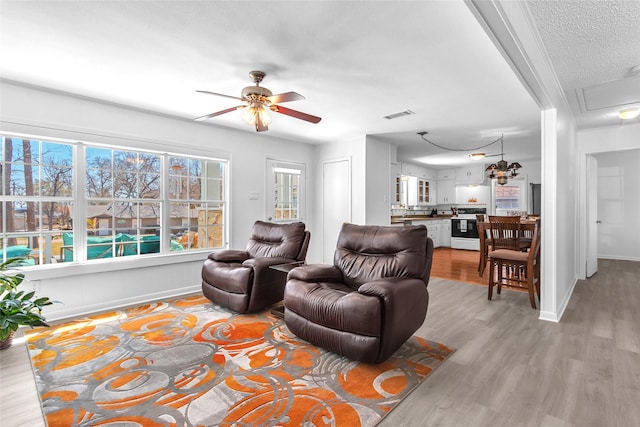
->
<box><xmin>365</xmin><ymin>137</ymin><xmax>393</xmax><ymax>226</ymax></box>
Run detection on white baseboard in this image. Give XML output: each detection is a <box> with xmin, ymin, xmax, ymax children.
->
<box><xmin>597</xmin><ymin>255</ymin><xmax>640</xmax><ymax>262</ymax></box>
<box><xmin>539</xmin><ymin>275</ymin><xmax>578</xmax><ymax>322</ymax></box>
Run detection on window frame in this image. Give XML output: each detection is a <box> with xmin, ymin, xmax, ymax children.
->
<box><xmin>492</xmin><ymin>178</ymin><xmax>528</xmax><ymax>216</ymax></box>
<box><xmin>265</xmin><ymin>159</ymin><xmax>306</xmax><ymax>222</ymax></box>
<box><xmin>1</xmin><ymin>133</ymin><xmax>228</xmax><ymax>270</ymax></box>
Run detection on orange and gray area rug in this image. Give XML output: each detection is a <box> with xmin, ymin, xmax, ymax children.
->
<box><xmin>25</xmin><ymin>295</ymin><xmax>455</xmax><ymax>426</ymax></box>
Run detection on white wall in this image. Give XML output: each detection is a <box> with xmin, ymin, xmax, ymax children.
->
<box><xmin>365</xmin><ymin>137</ymin><xmax>393</xmax><ymax>225</ymax></box>
<box><xmin>577</xmin><ymin>123</ymin><xmax>640</xmax><ymax>269</ymax></box>
<box><xmin>1</xmin><ymin>80</ymin><xmax>317</xmax><ymax>320</ymax></box>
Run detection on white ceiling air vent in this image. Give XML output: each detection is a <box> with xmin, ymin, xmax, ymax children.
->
<box><xmin>383</xmin><ymin>109</ymin><xmax>415</xmax><ymax>120</ymax></box>
<box><xmin>577</xmin><ymin>77</ymin><xmax>640</xmax><ymax>112</ymax></box>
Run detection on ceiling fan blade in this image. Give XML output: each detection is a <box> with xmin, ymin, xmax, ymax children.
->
<box><xmin>196</xmin><ymin>90</ymin><xmax>243</xmax><ymax>101</ymax></box>
<box><xmin>271</xmin><ymin>105</ymin><xmax>321</xmax><ymax>123</ymax></box>
<box><xmin>267</xmin><ymin>91</ymin><xmax>305</xmax><ymax>104</ymax></box>
<box><xmin>194</xmin><ymin>106</ymin><xmax>242</xmax><ymax>121</ymax></box>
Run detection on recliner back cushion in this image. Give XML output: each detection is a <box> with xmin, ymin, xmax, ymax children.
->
<box><xmin>246</xmin><ymin>221</ymin><xmax>306</xmax><ymax>259</ymax></box>
<box><xmin>334</xmin><ymin>223</ymin><xmax>428</xmax><ymax>288</ymax></box>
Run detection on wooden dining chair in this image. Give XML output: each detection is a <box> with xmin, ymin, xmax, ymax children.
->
<box><xmin>487</xmin><ymin>215</ymin><xmax>521</xmax><ymax>250</ymax></box>
<box><xmin>487</xmin><ymin>218</ymin><xmax>541</xmax><ymax>309</ymax></box>
<box><xmin>477</xmin><ymin>214</ymin><xmax>492</xmax><ymax>276</ymax></box>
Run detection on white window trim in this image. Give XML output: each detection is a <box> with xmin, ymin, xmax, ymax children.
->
<box><xmin>1</xmin><ymin>132</ymin><xmax>228</xmax><ymax>271</ymax></box>
<box><xmin>265</xmin><ymin>158</ymin><xmax>306</xmax><ymax>222</ymax></box>
<box><xmin>491</xmin><ymin>175</ymin><xmax>529</xmax><ymax>215</ymax></box>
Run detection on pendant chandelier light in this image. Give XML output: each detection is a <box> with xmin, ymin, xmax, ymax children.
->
<box><xmin>485</xmin><ymin>135</ymin><xmax>522</xmax><ymax>185</ymax></box>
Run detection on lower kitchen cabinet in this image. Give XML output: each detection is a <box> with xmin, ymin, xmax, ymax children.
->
<box><xmin>411</xmin><ymin>220</ymin><xmax>448</xmax><ymax>248</ymax></box>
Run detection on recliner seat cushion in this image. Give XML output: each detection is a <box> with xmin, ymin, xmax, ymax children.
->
<box><xmin>284</xmin><ymin>280</ymin><xmax>381</xmax><ymax>337</ymax></box>
<box><xmin>202</xmin><ymin>259</ymin><xmax>253</xmax><ymax>294</ymax></box>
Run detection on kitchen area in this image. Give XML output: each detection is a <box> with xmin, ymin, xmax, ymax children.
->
<box><xmin>390</xmin><ymin>161</ymin><xmax>539</xmax><ymax>252</ymax></box>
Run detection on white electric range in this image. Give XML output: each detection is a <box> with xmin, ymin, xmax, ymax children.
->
<box><xmin>450</xmin><ymin>207</ymin><xmax>486</xmax><ymax>250</ymax></box>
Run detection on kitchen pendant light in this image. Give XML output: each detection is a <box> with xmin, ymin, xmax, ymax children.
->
<box><xmin>485</xmin><ymin>136</ymin><xmax>522</xmax><ymax>185</ymax></box>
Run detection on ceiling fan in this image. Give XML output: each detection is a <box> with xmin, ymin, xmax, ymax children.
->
<box><xmin>195</xmin><ymin>70</ymin><xmax>322</xmax><ymax>132</ymax></box>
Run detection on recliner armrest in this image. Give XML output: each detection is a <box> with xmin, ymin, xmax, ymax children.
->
<box><xmin>242</xmin><ymin>257</ymin><xmax>298</xmax><ymax>269</ymax></box>
<box><xmin>358</xmin><ymin>277</ymin><xmax>427</xmax><ymax>300</ymax></box>
<box><xmin>287</xmin><ymin>264</ymin><xmax>343</xmax><ymax>282</ymax></box>
<box><xmin>208</xmin><ymin>249</ymin><xmax>250</xmax><ymax>262</ymax></box>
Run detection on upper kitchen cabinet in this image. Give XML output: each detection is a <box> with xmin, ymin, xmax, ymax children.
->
<box><xmin>417</xmin><ymin>178</ymin><xmax>434</xmax><ymax>205</ymax></box>
<box><xmin>401</xmin><ymin>162</ymin><xmax>436</xmax><ymax>180</ymax></box>
<box><xmin>391</xmin><ymin>162</ymin><xmax>401</xmax><ymax>204</ymax></box>
<box><xmin>437</xmin><ymin>178</ymin><xmax>455</xmax><ymax>204</ymax></box>
<box><xmin>455</xmin><ymin>165</ymin><xmax>486</xmax><ymax>185</ymax></box>
<box><xmin>436</xmin><ymin>169</ymin><xmax>456</xmax><ymax>180</ymax></box>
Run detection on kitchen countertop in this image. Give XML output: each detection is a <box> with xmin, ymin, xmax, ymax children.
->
<box><xmin>391</xmin><ymin>215</ymin><xmax>453</xmax><ymax>224</ymax></box>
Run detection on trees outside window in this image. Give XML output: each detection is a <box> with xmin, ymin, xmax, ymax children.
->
<box><xmin>1</xmin><ymin>135</ymin><xmax>227</xmax><ymax>266</ymax></box>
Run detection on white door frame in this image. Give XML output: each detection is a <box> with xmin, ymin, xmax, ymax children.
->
<box><xmin>322</xmin><ymin>158</ymin><xmax>351</xmax><ymax>264</ymax></box>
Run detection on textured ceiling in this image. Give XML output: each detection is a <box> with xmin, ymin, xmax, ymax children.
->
<box><xmin>527</xmin><ymin>0</ymin><xmax>640</xmax><ymax>128</ymax></box>
<box><xmin>1</xmin><ymin>1</ymin><xmax>637</xmax><ymax>169</ymax></box>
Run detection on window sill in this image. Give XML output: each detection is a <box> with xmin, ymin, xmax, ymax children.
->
<box><xmin>23</xmin><ymin>250</ymin><xmax>210</xmax><ymax>281</ymax></box>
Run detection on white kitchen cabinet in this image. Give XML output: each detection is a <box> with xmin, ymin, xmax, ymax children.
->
<box><xmin>427</xmin><ymin>223</ymin><xmax>440</xmax><ymax>248</ymax></box>
<box><xmin>418</xmin><ymin>178</ymin><xmax>436</xmax><ymax>205</ymax></box>
<box><xmin>437</xmin><ymin>179</ymin><xmax>455</xmax><ymax>204</ymax></box>
<box><xmin>400</xmin><ymin>162</ymin><xmax>420</xmax><ymax>176</ymax></box>
<box><xmin>423</xmin><ymin>168</ymin><xmax>437</xmax><ymax>180</ymax></box>
<box><xmin>412</xmin><ymin>220</ymin><xmax>440</xmax><ymax>247</ymax></box>
<box><xmin>391</xmin><ymin>163</ymin><xmax>401</xmax><ymax>205</ymax></box>
<box><xmin>455</xmin><ymin>165</ymin><xmax>486</xmax><ymax>185</ymax></box>
<box><xmin>436</xmin><ymin>169</ymin><xmax>456</xmax><ymax>180</ymax></box>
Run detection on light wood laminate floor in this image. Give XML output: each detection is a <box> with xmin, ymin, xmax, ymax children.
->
<box><xmin>1</xmin><ymin>257</ymin><xmax>639</xmax><ymax>426</ymax></box>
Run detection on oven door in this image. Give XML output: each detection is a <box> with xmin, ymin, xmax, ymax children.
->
<box><xmin>451</xmin><ymin>219</ymin><xmax>479</xmax><ymax>238</ymax></box>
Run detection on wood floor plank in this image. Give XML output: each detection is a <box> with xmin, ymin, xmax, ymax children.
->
<box><xmin>1</xmin><ymin>255</ymin><xmax>639</xmax><ymax>427</ymax></box>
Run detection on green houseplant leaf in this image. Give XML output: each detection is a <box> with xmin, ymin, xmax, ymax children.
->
<box><xmin>0</xmin><ymin>257</ymin><xmax>54</xmax><ymax>344</ymax></box>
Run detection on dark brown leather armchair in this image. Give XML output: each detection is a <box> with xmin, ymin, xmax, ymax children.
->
<box><xmin>202</xmin><ymin>221</ymin><xmax>310</xmax><ymax>313</ymax></box>
<box><xmin>283</xmin><ymin>223</ymin><xmax>433</xmax><ymax>363</ymax></box>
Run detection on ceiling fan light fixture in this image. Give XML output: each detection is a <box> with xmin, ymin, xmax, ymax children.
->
<box><xmin>241</xmin><ymin>102</ymin><xmax>272</xmax><ymax>128</ymax></box>
<box><xmin>469</xmin><ymin>153</ymin><xmax>485</xmax><ymax>160</ymax></box>
<box><xmin>619</xmin><ymin>108</ymin><xmax>640</xmax><ymax>120</ymax></box>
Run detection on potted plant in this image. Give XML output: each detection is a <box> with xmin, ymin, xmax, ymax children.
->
<box><xmin>0</xmin><ymin>257</ymin><xmax>53</xmax><ymax>349</ymax></box>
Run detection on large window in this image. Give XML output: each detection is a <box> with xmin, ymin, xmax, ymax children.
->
<box><xmin>1</xmin><ymin>134</ymin><xmax>227</xmax><ymax>266</ymax></box>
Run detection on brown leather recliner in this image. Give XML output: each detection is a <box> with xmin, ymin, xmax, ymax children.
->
<box><xmin>283</xmin><ymin>223</ymin><xmax>434</xmax><ymax>363</ymax></box>
<box><xmin>202</xmin><ymin>221</ymin><xmax>310</xmax><ymax>313</ymax></box>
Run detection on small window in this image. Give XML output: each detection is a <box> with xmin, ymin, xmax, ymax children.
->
<box><xmin>267</xmin><ymin>160</ymin><xmax>305</xmax><ymax>221</ymax></box>
<box><xmin>494</xmin><ymin>180</ymin><xmax>526</xmax><ymax>215</ymax></box>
